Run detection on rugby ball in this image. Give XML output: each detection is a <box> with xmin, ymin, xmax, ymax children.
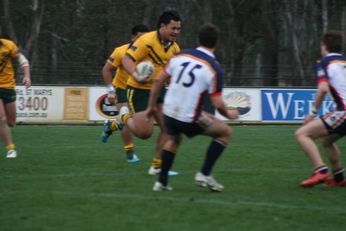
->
<box><xmin>135</xmin><ymin>61</ymin><xmax>154</xmax><ymax>83</ymax></box>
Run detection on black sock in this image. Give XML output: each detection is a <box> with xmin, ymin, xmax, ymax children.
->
<box><xmin>333</xmin><ymin>168</ymin><xmax>344</xmax><ymax>182</ymax></box>
<box><xmin>158</xmin><ymin>150</ymin><xmax>175</xmax><ymax>186</ymax></box>
<box><xmin>200</xmin><ymin>139</ymin><xmax>226</xmax><ymax>176</ymax></box>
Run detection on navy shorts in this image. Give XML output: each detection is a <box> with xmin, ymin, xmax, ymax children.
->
<box><xmin>163</xmin><ymin>115</ymin><xmax>205</xmax><ymax>138</ymax></box>
<box><xmin>202</xmin><ymin>92</ymin><xmax>215</xmax><ymax>115</ymax></box>
<box><xmin>321</xmin><ymin>110</ymin><xmax>346</xmax><ymax>136</ymax></box>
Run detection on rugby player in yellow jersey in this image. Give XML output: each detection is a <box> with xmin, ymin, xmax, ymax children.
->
<box><xmin>0</xmin><ymin>38</ymin><xmax>31</xmax><ymax>158</ymax></box>
<box><xmin>105</xmin><ymin>11</ymin><xmax>181</xmax><ymax>175</ymax></box>
<box><xmin>100</xmin><ymin>24</ymin><xmax>149</xmax><ymax>163</ymax></box>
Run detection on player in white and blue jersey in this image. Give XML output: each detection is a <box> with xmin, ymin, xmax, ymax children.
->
<box><xmin>295</xmin><ymin>31</ymin><xmax>346</xmax><ymax>187</ymax></box>
<box><xmin>146</xmin><ymin>23</ymin><xmax>239</xmax><ymax>192</ymax></box>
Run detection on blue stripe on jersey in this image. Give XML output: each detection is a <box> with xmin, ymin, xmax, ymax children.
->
<box><xmin>314</xmin><ymin>62</ymin><xmax>326</xmax><ymax>81</ymax></box>
<box><xmin>177</xmin><ymin>49</ymin><xmax>223</xmax><ymax>92</ymax></box>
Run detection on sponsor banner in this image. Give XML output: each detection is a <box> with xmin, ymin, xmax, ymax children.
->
<box><xmin>261</xmin><ymin>89</ymin><xmax>334</xmax><ymax>121</ymax></box>
<box><xmin>89</xmin><ymin>87</ymin><xmax>118</xmax><ymax>121</ymax></box>
<box><xmin>16</xmin><ymin>86</ymin><xmax>64</xmax><ymax>123</ymax></box>
<box><xmin>87</xmin><ymin>87</ymin><xmax>261</xmax><ymax>122</ymax></box>
<box><xmin>63</xmin><ymin>88</ymin><xmax>89</xmax><ymax>121</ymax></box>
<box><xmin>17</xmin><ymin>86</ymin><xmax>336</xmax><ymax>124</ymax></box>
<box><xmin>219</xmin><ymin>88</ymin><xmax>261</xmax><ymax>121</ymax></box>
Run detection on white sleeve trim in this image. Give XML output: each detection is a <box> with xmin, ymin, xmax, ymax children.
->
<box><xmin>18</xmin><ymin>53</ymin><xmax>30</xmax><ymax>67</ymax></box>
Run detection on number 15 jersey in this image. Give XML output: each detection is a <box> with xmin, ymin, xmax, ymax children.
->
<box><xmin>163</xmin><ymin>47</ymin><xmax>223</xmax><ymax>123</ymax></box>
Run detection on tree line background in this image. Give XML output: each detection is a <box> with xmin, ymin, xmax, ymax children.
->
<box><xmin>1</xmin><ymin>0</ymin><xmax>345</xmax><ymax>86</ymax></box>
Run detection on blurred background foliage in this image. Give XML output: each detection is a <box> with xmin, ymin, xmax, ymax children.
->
<box><xmin>1</xmin><ymin>0</ymin><xmax>345</xmax><ymax>86</ymax></box>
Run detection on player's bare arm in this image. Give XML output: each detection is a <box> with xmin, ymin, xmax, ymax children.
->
<box><xmin>304</xmin><ymin>81</ymin><xmax>329</xmax><ymax>124</ymax></box>
<box><xmin>122</xmin><ymin>54</ymin><xmax>140</xmax><ymax>81</ymax></box>
<box><xmin>210</xmin><ymin>95</ymin><xmax>239</xmax><ymax>120</ymax></box>
<box><xmin>314</xmin><ymin>81</ymin><xmax>329</xmax><ymax>110</ymax></box>
<box><xmin>102</xmin><ymin>62</ymin><xmax>117</xmax><ymax>104</ymax></box>
<box><xmin>16</xmin><ymin>52</ymin><xmax>31</xmax><ymax>88</ymax></box>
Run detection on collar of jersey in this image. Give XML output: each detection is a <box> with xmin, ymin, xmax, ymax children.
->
<box><xmin>156</xmin><ymin>30</ymin><xmax>172</xmax><ymax>49</ymax></box>
<box><xmin>196</xmin><ymin>47</ymin><xmax>215</xmax><ymax>58</ymax></box>
<box><xmin>326</xmin><ymin>52</ymin><xmax>342</xmax><ymax>57</ymax></box>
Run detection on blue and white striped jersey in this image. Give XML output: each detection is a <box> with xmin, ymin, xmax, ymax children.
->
<box><xmin>162</xmin><ymin>47</ymin><xmax>223</xmax><ymax>122</ymax></box>
<box><xmin>315</xmin><ymin>53</ymin><xmax>346</xmax><ymax>110</ymax></box>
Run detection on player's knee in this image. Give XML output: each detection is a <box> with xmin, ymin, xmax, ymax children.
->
<box><xmin>7</xmin><ymin>118</ymin><xmax>15</xmax><ymax>127</ymax></box>
<box><xmin>223</xmin><ymin>126</ymin><xmax>232</xmax><ymax>138</ymax></box>
<box><xmin>294</xmin><ymin>127</ymin><xmax>304</xmax><ymax>140</ymax></box>
<box><xmin>132</xmin><ymin>111</ymin><xmax>154</xmax><ymax>139</ymax></box>
<box><xmin>136</xmin><ymin>129</ymin><xmax>153</xmax><ymax>139</ymax></box>
<box><xmin>321</xmin><ymin>138</ymin><xmax>333</xmax><ymax>148</ymax></box>
<box><xmin>172</xmin><ymin>136</ymin><xmax>182</xmax><ymax>147</ymax></box>
<box><xmin>216</xmin><ymin>126</ymin><xmax>232</xmax><ymax>144</ymax></box>
<box><xmin>0</xmin><ymin>116</ymin><xmax>8</xmax><ymax>127</ymax></box>
<box><xmin>164</xmin><ymin>139</ymin><xmax>180</xmax><ymax>153</ymax></box>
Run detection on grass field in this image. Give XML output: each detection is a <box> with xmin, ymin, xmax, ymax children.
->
<box><xmin>1</xmin><ymin>125</ymin><xmax>346</xmax><ymax>231</ymax></box>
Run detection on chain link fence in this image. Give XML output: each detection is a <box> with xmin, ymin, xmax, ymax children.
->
<box><xmin>20</xmin><ymin>62</ymin><xmax>316</xmax><ymax>87</ymax></box>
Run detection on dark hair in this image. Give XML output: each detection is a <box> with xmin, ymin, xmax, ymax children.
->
<box><xmin>156</xmin><ymin>10</ymin><xmax>181</xmax><ymax>29</ymax></box>
<box><xmin>198</xmin><ymin>23</ymin><xmax>219</xmax><ymax>48</ymax></box>
<box><xmin>131</xmin><ymin>24</ymin><xmax>149</xmax><ymax>36</ymax></box>
<box><xmin>322</xmin><ymin>31</ymin><xmax>343</xmax><ymax>53</ymax></box>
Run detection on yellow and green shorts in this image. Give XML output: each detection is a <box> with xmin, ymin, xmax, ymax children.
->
<box><xmin>0</xmin><ymin>88</ymin><xmax>16</xmax><ymax>104</ymax></box>
<box><xmin>126</xmin><ymin>86</ymin><xmax>166</xmax><ymax>113</ymax></box>
<box><xmin>115</xmin><ymin>87</ymin><xmax>128</xmax><ymax>104</ymax></box>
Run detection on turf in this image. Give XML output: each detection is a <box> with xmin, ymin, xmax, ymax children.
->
<box><xmin>0</xmin><ymin>125</ymin><xmax>345</xmax><ymax>231</ymax></box>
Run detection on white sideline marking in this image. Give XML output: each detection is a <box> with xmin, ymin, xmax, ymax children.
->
<box><xmin>2</xmin><ymin>172</ymin><xmax>140</xmax><ymax>178</ymax></box>
<box><xmin>53</xmin><ymin>190</ymin><xmax>345</xmax><ymax>212</ymax></box>
<box><xmin>2</xmin><ymin>168</ymin><xmax>305</xmax><ymax>178</ymax></box>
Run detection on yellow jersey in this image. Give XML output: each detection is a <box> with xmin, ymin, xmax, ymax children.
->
<box><xmin>108</xmin><ymin>43</ymin><xmax>132</xmax><ymax>90</ymax></box>
<box><xmin>0</xmin><ymin>39</ymin><xmax>18</xmax><ymax>89</ymax></box>
<box><xmin>126</xmin><ymin>31</ymin><xmax>180</xmax><ymax>89</ymax></box>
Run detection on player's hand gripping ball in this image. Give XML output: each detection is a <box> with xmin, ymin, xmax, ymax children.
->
<box><xmin>134</xmin><ymin>61</ymin><xmax>154</xmax><ymax>83</ymax></box>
